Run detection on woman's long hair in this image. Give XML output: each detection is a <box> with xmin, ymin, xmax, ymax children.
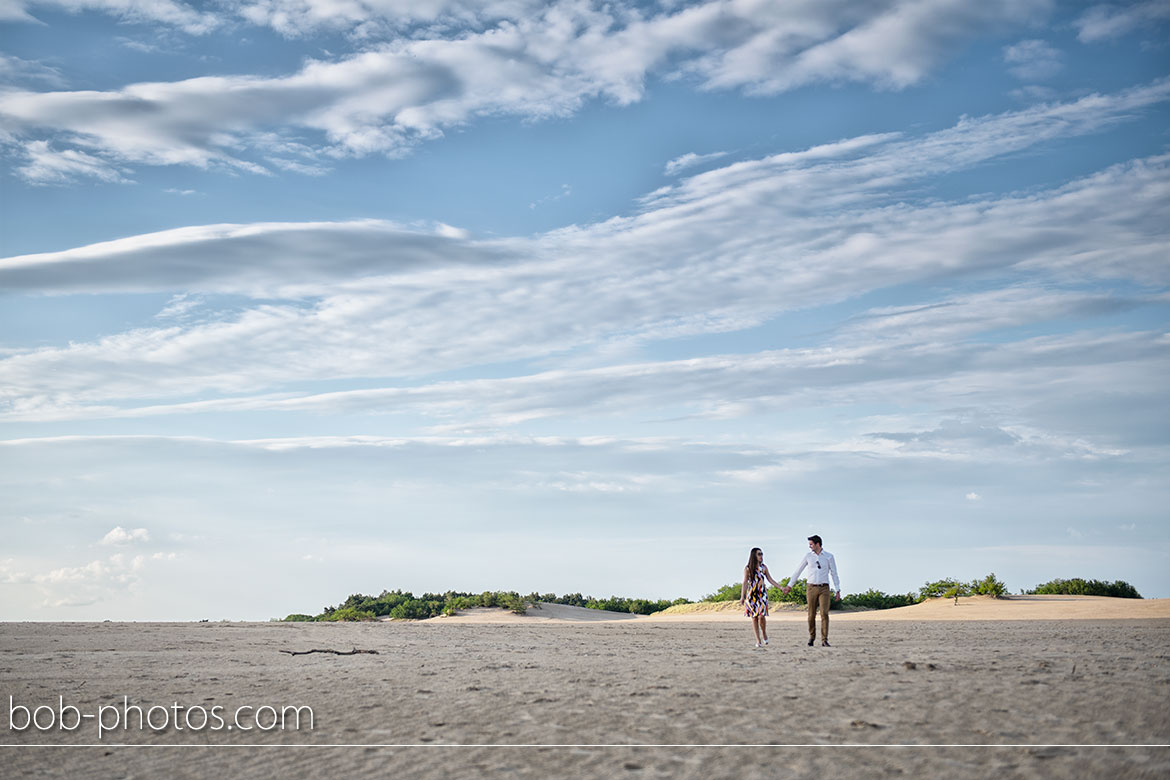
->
<box><xmin>746</xmin><ymin>547</ymin><xmax>762</xmax><ymax>581</ymax></box>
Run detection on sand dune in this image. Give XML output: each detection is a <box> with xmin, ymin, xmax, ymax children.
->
<box><xmin>423</xmin><ymin>603</ymin><xmax>642</xmax><ymax>623</ymax></box>
<box><xmin>834</xmin><ymin>594</ymin><xmax>1170</xmax><ymax>621</ymax></box>
<box><xmin>431</xmin><ymin>595</ymin><xmax>1170</xmax><ymax>623</ymax></box>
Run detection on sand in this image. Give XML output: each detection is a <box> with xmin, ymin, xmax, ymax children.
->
<box><xmin>2</xmin><ymin>597</ymin><xmax>1168</xmax><ymax>778</ymax></box>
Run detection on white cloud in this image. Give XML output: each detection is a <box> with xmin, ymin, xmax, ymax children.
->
<box><xmin>231</xmin><ymin>0</ymin><xmax>543</xmax><ymax>38</ymax></box>
<box><xmin>15</xmin><ymin>140</ymin><xmax>132</xmax><ymax>186</ymax></box>
<box><xmin>1003</xmin><ymin>39</ymin><xmax>1062</xmax><ymax>81</ymax></box>
<box><xmin>1010</xmin><ymin>84</ymin><xmax>1058</xmax><ymax>103</ymax></box>
<box><xmin>966</xmin><ymin>492</ymin><xmax>981</xmax><ymax>501</ymax></box>
<box><xmin>434</xmin><ymin>222</ymin><xmax>470</xmax><ymax>240</ymax></box>
<box><xmin>1</xmin><ymin>86</ymin><xmax>1167</xmax><ymax>420</ymax></box>
<box><xmin>0</xmin><ymin>1</ymin><xmax>1054</xmax><ymax>178</ymax></box>
<box><xmin>1075</xmin><ymin>1</ymin><xmax>1170</xmax><ymax>42</ymax></box>
<box><xmin>5</xmin><ymin>0</ymin><xmax>219</xmax><ymax>33</ymax></box>
<box><xmin>0</xmin><ymin>53</ymin><xmax>66</xmax><ymax>88</ymax></box>
<box><xmin>100</xmin><ymin>525</ymin><xmax>151</xmax><ymax>545</ymax></box>
<box><xmin>664</xmin><ymin>150</ymin><xmax>728</xmax><ymax>176</ymax></box>
<box><xmin>0</xmin><ymin>558</ymin><xmax>33</xmax><ymax>584</ymax></box>
<box><xmin>32</xmin><ymin>553</ymin><xmax>149</xmax><ymax>607</ymax></box>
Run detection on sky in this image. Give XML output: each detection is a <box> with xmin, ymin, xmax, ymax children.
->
<box><xmin>0</xmin><ymin>0</ymin><xmax>1168</xmax><ymax>621</ymax></box>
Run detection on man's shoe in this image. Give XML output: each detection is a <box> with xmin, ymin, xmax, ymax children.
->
<box><xmin>822</xmin><ymin>641</ymin><xmax>830</xmax><ymax>647</ymax></box>
<box><xmin>807</xmin><ymin>639</ymin><xmax>814</xmax><ymax>646</ymax></box>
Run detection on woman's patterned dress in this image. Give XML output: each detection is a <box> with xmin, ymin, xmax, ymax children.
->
<box><xmin>744</xmin><ymin>566</ymin><xmax>768</xmax><ymax>617</ymax></box>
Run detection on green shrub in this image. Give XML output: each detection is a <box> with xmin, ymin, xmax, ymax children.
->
<box><xmin>501</xmin><ymin>592</ymin><xmax>529</xmax><ymax>614</ymax></box>
<box><xmin>919</xmin><ymin>578</ymin><xmax>964</xmax><ymax>600</ymax></box>
<box><xmin>704</xmin><ymin>583</ymin><xmax>743</xmax><ymax>602</ymax></box>
<box><xmin>1026</xmin><ymin>578</ymin><xmax>1142</xmax><ymax>598</ymax></box>
<box><xmin>322</xmin><ymin>606</ymin><xmax>377</xmax><ymax>622</ymax></box>
<box><xmin>841</xmin><ymin>589</ymin><xmax>917</xmax><ymax>610</ymax></box>
<box><xmin>388</xmin><ymin>600</ymin><xmax>435</xmax><ymax>620</ymax></box>
<box><xmin>771</xmin><ymin>580</ymin><xmax>805</xmax><ymax>604</ymax></box>
<box><xmin>970</xmin><ymin>573</ymin><xmax>1007</xmax><ymax>597</ymax></box>
<box><xmin>282</xmin><ymin>613</ymin><xmax>316</xmax><ymax>622</ymax></box>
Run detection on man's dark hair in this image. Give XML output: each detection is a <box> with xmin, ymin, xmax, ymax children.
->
<box><xmin>808</xmin><ymin>535</ymin><xmax>822</xmax><ymax>546</ymax></box>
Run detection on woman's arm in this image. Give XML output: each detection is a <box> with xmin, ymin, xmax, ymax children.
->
<box><xmin>740</xmin><ymin>567</ymin><xmax>749</xmax><ymax>603</ymax></box>
<box><xmin>763</xmin><ymin>564</ymin><xmax>783</xmax><ymax>588</ymax></box>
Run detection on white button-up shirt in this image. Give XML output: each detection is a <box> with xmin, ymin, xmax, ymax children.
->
<box><xmin>787</xmin><ymin>550</ymin><xmax>840</xmax><ymax>591</ymax></box>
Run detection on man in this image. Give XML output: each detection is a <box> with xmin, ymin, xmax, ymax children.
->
<box><xmin>781</xmin><ymin>535</ymin><xmax>840</xmax><ymax>647</ymax></box>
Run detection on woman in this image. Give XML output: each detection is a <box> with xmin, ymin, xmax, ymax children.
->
<box><xmin>740</xmin><ymin>547</ymin><xmax>782</xmax><ymax>647</ymax></box>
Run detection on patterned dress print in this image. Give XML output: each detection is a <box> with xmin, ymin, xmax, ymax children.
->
<box><xmin>744</xmin><ymin>565</ymin><xmax>768</xmax><ymax>617</ymax></box>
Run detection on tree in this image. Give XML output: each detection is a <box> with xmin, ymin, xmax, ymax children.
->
<box><xmin>970</xmin><ymin>573</ymin><xmax>1007</xmax><ymax>597</ymax></box>
<box><xmin>703</xmin><ymin>583</ymin><xmax>742</xmax><ymax>602</ymax></box>
<box><xmin>919</xmin><ymin>578</ymin><xmax>963</xmax><ymax>600</ymax></box>
<box><xmin>942</xmin><ymin>583</ymin><xmax>970</xmax><ymax>605</ymax></box>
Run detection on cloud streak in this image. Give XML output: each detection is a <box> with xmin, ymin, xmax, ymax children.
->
<box><xmin>1</xmin><ymin>86</ymin><xmax>1167</xmax><ymax>426</ymax></box>
<box><xmin>0</xmin><ymin>0</ymin><xmax>1053</xmax><ymax>181</ymax></box>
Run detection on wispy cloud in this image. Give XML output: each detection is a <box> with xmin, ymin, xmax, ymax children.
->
<box><xmin>1075</xmin><ymin>1</ymin><xmax>1170</xmax><ymax>42</ymax></box>
<box><xmin>1</xmin><ymin>86</ymin><xmax>1167</xmax><ymax>423</ymax></box>
<box><xmin>4</xmin><ymin>0</ymin><xmax>219</xmax><ymax>33</ymax></box>
<box><xmin>664</xmin><ymin>151</ymin><xmax>728</xmax><ymax>176</ymax></box>
<box><xmin>0</xmin><ymin>53</ymin><xmax>66</xmax><ymax>88</ymax></box>
<box><xmin>529</xmin><ymin>183</ymin><xmax>571</xmax><ymax>210</ymax></box>
<box><xmin>0</xmin><ymin>0</ymin><xmax>1053</xmax><ymax>180</ymax></box>
<box><xmin>15</xmin><ymin>140</ymin><xmax>133</xmax><ymax>186</ymax></box>
<box><xmin>1003</xmin><ymin>39</ymin><xmax>1062</xmax><ymax>81</ymax></box>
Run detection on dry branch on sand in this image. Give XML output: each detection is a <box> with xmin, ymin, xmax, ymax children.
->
<box><xmin>278</xmin><ymin>647</ymin><xmax>379</xmax><ymax>656</ymax></box>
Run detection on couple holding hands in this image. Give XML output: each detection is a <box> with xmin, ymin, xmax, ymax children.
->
<box><xmin>740</xmin><ymin>535</ymin><xmax>840</xmax><ymax>648</ymax></box>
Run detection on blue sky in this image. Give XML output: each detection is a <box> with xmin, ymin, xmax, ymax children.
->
<box><xmin>1</xmin><ymin>0</ymin><xmax>1168</xmax><ymax>620</ymax></box>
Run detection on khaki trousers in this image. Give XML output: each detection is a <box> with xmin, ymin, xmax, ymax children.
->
<box><xmin>806</xmin><ymin>583</ymin><xmax>831</xmax><ymax>641</ymax></box>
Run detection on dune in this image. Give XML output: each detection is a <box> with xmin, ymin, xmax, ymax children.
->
<box><xmin>422</xmin><ymin>603</ymin><xmax>640</xmax><ymax>623</ymax></box>
<box><xmin>424</xmin><ymin>595</ymin><xmax>1170</xmax><ymax>624</ymax></box>
<box><xmin>832</xmin><ymin>594</ymin><xmax>1170</xmax><ymax>621</ymax></box>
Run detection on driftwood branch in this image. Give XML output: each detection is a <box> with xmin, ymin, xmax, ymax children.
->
<box><xmin>279</xmin><ymin>647</ymin><xmax>380</xmax><ymax>656</ymax></box>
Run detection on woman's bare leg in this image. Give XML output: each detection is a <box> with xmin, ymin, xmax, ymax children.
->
<box><xmin>751</xmin><ymin>616</ymin><xmax>762</xmax><ymax>645</ymax></box>
<box><xmin>759</xmin><ymin>616</ymin><xmax>768</xmax><ymax>643</ymax></box>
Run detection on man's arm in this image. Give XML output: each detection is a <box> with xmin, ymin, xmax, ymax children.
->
<box><xmin>782</xmin><ymin>556</ymin><xmax>808</xmax><ymax>593</ymax></box>
<box><xmin>829</xmin><ymin>553</ymin><xmax>841</xmax><ymax>597</ymax></box>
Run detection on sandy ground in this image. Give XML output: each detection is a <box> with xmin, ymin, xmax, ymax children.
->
<box><xmin>2</xmin><ymin>598</ymin><xmax>1168</xmax><ymax>778</ymax></box>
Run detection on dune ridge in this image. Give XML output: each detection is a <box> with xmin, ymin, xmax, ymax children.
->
<box><xmin>426</xmin><ymin>595</ymin><xmax>1169</xmax><ymax>624</ymax></box>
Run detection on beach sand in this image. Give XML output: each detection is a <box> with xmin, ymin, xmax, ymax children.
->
<box><xmin>2</xmin><ymin>597</ymin><xmax>1168</xmax><ymax>778</ymax></box>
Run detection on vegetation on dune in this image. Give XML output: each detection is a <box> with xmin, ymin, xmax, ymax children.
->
<box><xmin>283</xmin><ymin>589</ymin><xmax>692</xmax><ymax>622</ymax></box>
<box><xmin>841</xmin><ymin>588</ymin><xmax>918</xmax><ymax>610</ymax></box>
<box><xmin>282</xmin><ymin>574</ymin><xmax>1142</xmax><ymax>622</ymax></box>
<box><xmin>1024</xmin><ymin>578</ymin><xmax>1142</xmax><ymax>599</ymax></box>
<box><xmin>919</xmin><ymin>573</ymin><xmax>1009</xmax><ymax>604</ymax></box>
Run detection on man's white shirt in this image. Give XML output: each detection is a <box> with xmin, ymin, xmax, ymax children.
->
<box><xmin>787</xmin><ymin>550</ymin><xmax>840</xmax><ymax>591</ymax></box>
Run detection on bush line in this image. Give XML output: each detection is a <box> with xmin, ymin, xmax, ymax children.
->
<box><xmin>282</xmin><ymin>575</ymin><xmax>1141</xmax><ymax>622</ymax></box>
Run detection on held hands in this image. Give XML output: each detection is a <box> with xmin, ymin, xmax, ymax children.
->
<box><xmin>781</xmin><ymin>586</ymin><xmax>791</xmax><ymax>595</ymax></box>
<box><xmin>833</xmin><ymin>591</ymin><xmax>840</xmax><ymax>601</ymax></box>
